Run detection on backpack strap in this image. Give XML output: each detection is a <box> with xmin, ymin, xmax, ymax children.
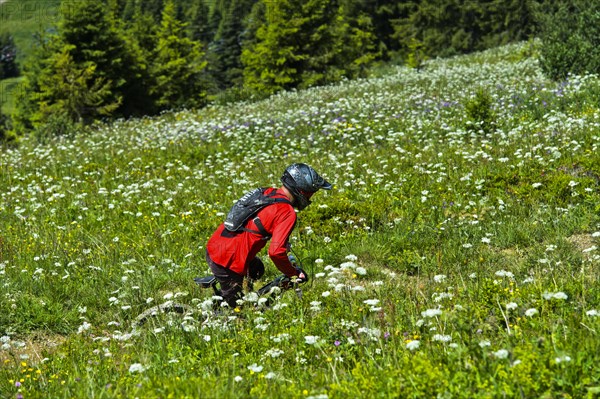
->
<box><xmin>240</xmin><ymin>197</ymin><xmax>291</xmax><ymax>239</ymax></box>
<box><xmin>241</xmin><ymin>217</ymin><xmax>271</xmax><ymax>239</ymax></box>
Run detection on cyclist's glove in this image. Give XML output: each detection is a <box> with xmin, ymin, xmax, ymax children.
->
<box><xmin>292</xmin><ymin>268</ymin><xmax>309</xmax><ymax>284</ymax></box>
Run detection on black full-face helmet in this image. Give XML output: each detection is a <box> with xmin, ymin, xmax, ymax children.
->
<box><xmin>281</xmin><ymin>163</ymin><xmax>332</xmax><ymax>210</ymax></box>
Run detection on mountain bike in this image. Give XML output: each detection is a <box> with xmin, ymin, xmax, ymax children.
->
<box><xmin>134</xmin><ymin>254</ymin><xmax>308</xmax><ymax>327</ymax></box>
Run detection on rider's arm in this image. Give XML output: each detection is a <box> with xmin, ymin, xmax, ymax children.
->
<box><xmin>267</xmin><ymin>206</ymin><xmax>298</xmax><ymax>277</ymax></box>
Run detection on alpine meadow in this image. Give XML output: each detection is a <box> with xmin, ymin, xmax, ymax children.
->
<box><xmin>2</xmin><ymin>36</ymin><xmax>600</xmax><ymax>399</ymax></box>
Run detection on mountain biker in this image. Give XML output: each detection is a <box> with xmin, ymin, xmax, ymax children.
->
<box><xmin>205</xmin><ymin>163</ymin><xmax>332</xmax><ymax>308</ymax></box>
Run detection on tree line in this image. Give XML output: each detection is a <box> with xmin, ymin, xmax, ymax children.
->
<box><xmin>0</xmin><ymin>0</ymin><xmax>596</xmax><ymax>140</ymax></box>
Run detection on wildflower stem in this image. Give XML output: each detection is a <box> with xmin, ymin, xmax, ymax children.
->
<box><xmin>497</xmin><ymin>298</ymin><xmax>511</xmax><ymax>336</ymax></box>
<box><xmin>580</xmin><ymin>322</ymin><xmax>596</xmax><ymax>334</ymax></box>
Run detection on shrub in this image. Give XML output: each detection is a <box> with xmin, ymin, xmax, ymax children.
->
<box><xmin>536</xmin><ymin>1</ymin><xmax>600</xmax><ymax>80</ymax></box>
<box><xmin>464</xmin><ymin>88</ymin><xmax>496</xmax><ymax>134</ymax></box>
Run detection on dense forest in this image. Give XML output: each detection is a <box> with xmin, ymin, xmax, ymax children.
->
<box><xmin>0</xmin><ymin>0</ymin><xmax>598</xmax><ymax>140</ymax></box>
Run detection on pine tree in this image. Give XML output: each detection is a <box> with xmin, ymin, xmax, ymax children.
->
<box><xmin>58</xmin><ymin>0</ymin><xmax>145</xmax><ymax>115</ymax></box>
<box><xmin>150</xmin><ymin>0</ymin><xmax>207</xmax><ymax>110</ymax></box>
<box><xmin>187</xmin><ymin>0</ymin><xmax>212</xmax><ymax>44</ymax></box>
<box><xmin>241</xmin><ymin>0</ymin><xmax>305</xmax><ymax>94</ymax></box>
<box><xmin>242</xmin><ymin>0</ymin><xmax>377</xmax><ymax>95</ymax></box>
<box><xmin>213</xmin><ymin>0</ymin><xmax>255</xmax><ymax>87</ymax></box>
<box><xmin>13</xmin><ymin>35</ymin><xmax>120</xmax><ymax>136</ymax></box>
<box><xmin>14</xmin><ymin>0</ymin><xmax>152</xmax><ymax>134</ymax></box>
<box><xmin>33</xmin><ymin>44</ymin><xmax>120</xmax><ymax>125</ymax></box>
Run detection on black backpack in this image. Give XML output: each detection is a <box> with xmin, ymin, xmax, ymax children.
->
<box><xmin>223</xmin><ymin>188</ymin><xmax>292</xmax><ymax>238</ymax></box>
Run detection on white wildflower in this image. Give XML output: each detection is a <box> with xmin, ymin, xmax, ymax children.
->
<box><xmin>495</xmin><ymin>270</ymin><xmax>514</xmax><ymax>278</ymax></box>
<box><xmin>128</xmin><ymin>363</ymin><xmax>146</xmax><ymax>373</ymax></box>
<box><xmin>247</xmin><ymin>363</ymin><xmax>263</xmax><ymax>373</ymax></box>
<box><xmin>524</xmin><ymin>308</ymin><xmax>539</xmax><ymax>317</ymax></box>
<box><xmin>432</xmin><ymin>334</ymin><xmax>452</xmax><ymax>343</ymax></box>
<box><xmin>305</xmin><ymin>336</ymin><xmax>321</xmax><ymax>345</ymax></box>
<box><xmin>586</xmin><ymin>309</ymin><xmax>599</xmax><ymax>317</ymax></box>
<box><xmin>77</xmin><ymin>321</ymin><xmax>92</xmax><ymax>334</ymax></box>
<box><xmin>421</xmin><ymin>308</ymin><xmax>442</xmax><ymax>318</ymax></box>
<box><xmin>555</xmin><ymin>355</ymin><xmax>571</xmax><ymax>363</ymax></box>
<box><xmin>406</xmin><ymin>340</ymin><xmax>420</xmax><ymax>351</ymax></box>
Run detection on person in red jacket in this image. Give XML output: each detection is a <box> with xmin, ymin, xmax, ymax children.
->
<box><xmin>206</xmin><ymin>163</ymin><xmax>332</xmax><ymax>308</ymax></box>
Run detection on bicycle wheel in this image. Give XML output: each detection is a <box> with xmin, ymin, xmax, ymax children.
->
<box><xmin>134</xmin><ymin>301</ymin><xmax>192</xmax><ymax>327</ymax></box>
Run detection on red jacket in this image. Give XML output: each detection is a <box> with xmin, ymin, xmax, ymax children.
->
<box><xmin>206</xmin><ymin>188</ymin><xmax>297</xmax><ymax>277</ymax></box>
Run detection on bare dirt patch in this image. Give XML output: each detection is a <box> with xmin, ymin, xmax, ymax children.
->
<box><xmin>567</xmin><ymin>234</ymin><xmax>596</xmax><ymax>253</ymax></box>
<box><xmin>0</xmin><ymin>333</ymin><xmax>65</xmax><ymax>365</ymax></box>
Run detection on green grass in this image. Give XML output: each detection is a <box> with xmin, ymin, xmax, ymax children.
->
<box><xmin>0</xmin><ymin>0</ymin><xmax>61</xmax><ymax>115</ymax></box>
<box><xmin>0</xmin><ymin>76</ymin><xmax>24</xmax><ymax>114</ymax></box>
<box><xmin>0</xmin><ymin>0</ymin><xmax>61</xmax><ymax>64</ymax></box>
<box><xmin>0</xmin><ymin>42</ymin><xmax>600</xmax><ymax>398</ymax></box>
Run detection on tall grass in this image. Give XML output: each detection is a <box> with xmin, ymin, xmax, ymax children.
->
<box><xmin>1</xmin><ymin>42</ymin><xmax>599</xmax><ymax>398</ymax></box>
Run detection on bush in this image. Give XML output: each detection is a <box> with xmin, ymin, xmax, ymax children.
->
<box><xmin>33</xmin><ymin>111</ymin><xmax>80</xmax><ymax>141</ymax></box>
<box><xmin>536</xmin><ymin>1</ymin><xmax>600</xmax><ymax>80</ymax></box>
<box><xmin>464</xmin><ymin>88</ymin><xmax>496</xmax><ymax>134</ymax></box>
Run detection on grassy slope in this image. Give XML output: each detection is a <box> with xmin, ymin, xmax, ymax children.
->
<box><xmin>0</xmin><ymin>0</ymin><xmax>60</xmax><ymax>62</ymax></box>
<box><xmin>0</xmin><ymin>42</ymin><xmax>599</xmax><ymax>398</ymax></box>
<box><xmin>0</xmin><ymin>0</ymin><xmax>60</xmax><ymax>114</ymax></box>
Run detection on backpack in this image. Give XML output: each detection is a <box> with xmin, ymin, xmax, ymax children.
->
<box><xmin>223</xmin><ymin>188</ymin><xmax>292</xmax><ymax>238</ymax></box>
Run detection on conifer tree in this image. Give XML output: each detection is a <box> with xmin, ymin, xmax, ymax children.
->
<box><xmin>14</xmin><ymin>36</ymin><xmax>119</xmax><ymax>135</ymax></box>
<box><xmin>334</xmin><ymin>0</ymin><xmax>380</xmax><ymax>78</ymax></box>
<box><xmin>33</xmin><ymin>45</ymin><xmax>120</xmax><ymax>125</ymax></box>
<box><xmin>242</xmin><ymin>0</ymin><xmax>377</xmax><ymax>95</ymax></box>
<box><xmin>58</xmin><ymin>0</ymin><xmax>146</xmax><ymax>115</ymax></box>
<box><xmin>241</xmin><ymin>0</ymin><xmax>305</xmax><ymax>94</ymax></box>
<box><xmin>150</xmin><ymin>0</ymin><xmax>207</xmax><ymax>110</ymax></box>
<box><xmin>213</xmin><ymin>0</ymin><xmax>255</xmax><ymax>87</ymax></box>
<box><xmin>14</xmin><ymin>0</ymin><xmax>150</xmax><ymax>134</ymax></box>
<box><xmin>187</xmin><ymin>0</ymin><xmax>212</xmax><ymax>44</ymax></box>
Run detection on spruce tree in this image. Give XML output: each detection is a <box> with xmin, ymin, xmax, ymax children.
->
<box><xmin>334</xmin><ymin>0</ymin><xmax>379</xmax><ymax>78</ymax></box>
<box><xmin>150</xmin><ymin>0</ymin><xmax>207</xmax><ymax>110</ymax></box>
<box><xmin>214</xmin><ymin>0</ymin><xmax>255</xmax><ymax>87</ymax></box>
<box><xmin>187</xmin><ymin>0</ymin><xmax>212</xmax><ymax>44</ymax></box>
<box><xmin>32</xmin><ymin>44</ymin><xmax>120</xmax><ymax>125</ymax></box>
<box><xmin>58</xmin><ymin>0</ymin><xmax>146</xmax><ymax>116</ymax></box>
<box><xmin>242</xmin><ymin>0</ymin><xmax>377</xmax><ymax>95</ymax></box>
<box><xmin>14</xmin><ymin>0</ymin><xmax>151</xmax><ymax>134</ymax></box>
<box><xmin>14</xmin><ymin>36</ymin><xmax>120</xmax><ymax>136</ymax></box>
<box><xmin>241</xmin><ymin>0</ymin><xmax>305</xmax><ymax>94</ymax></box>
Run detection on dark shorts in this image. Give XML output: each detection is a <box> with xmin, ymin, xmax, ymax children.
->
<box><xmin>205</xmin><ymin>251</ymin><xmax>244</xmax><ymax>308</ymax></box>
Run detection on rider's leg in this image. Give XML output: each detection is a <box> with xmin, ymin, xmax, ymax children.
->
<box><xmin>206</xmin><ymin>253</ymin><xmax>244</xmax><ymax>308</ymax></box>
<box><xmin>246</xmin><ymin>257</ymin><xmax>265</xmax><ymax>291</ymax></box>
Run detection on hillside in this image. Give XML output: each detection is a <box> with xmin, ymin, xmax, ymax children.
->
<box><xmin>1</xmin><ymin>42</ymin><xmax>600</xmax><ymax>398</ymax></box>
<box><xmin>0</xmin><ymin>0</ymin><xmax>61</xmax><ymax>114</ymax></box>
<box><xmin>0</xmin><ymin>0</ymin><xmax>60</xmax><ymax>62</ymax></box>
